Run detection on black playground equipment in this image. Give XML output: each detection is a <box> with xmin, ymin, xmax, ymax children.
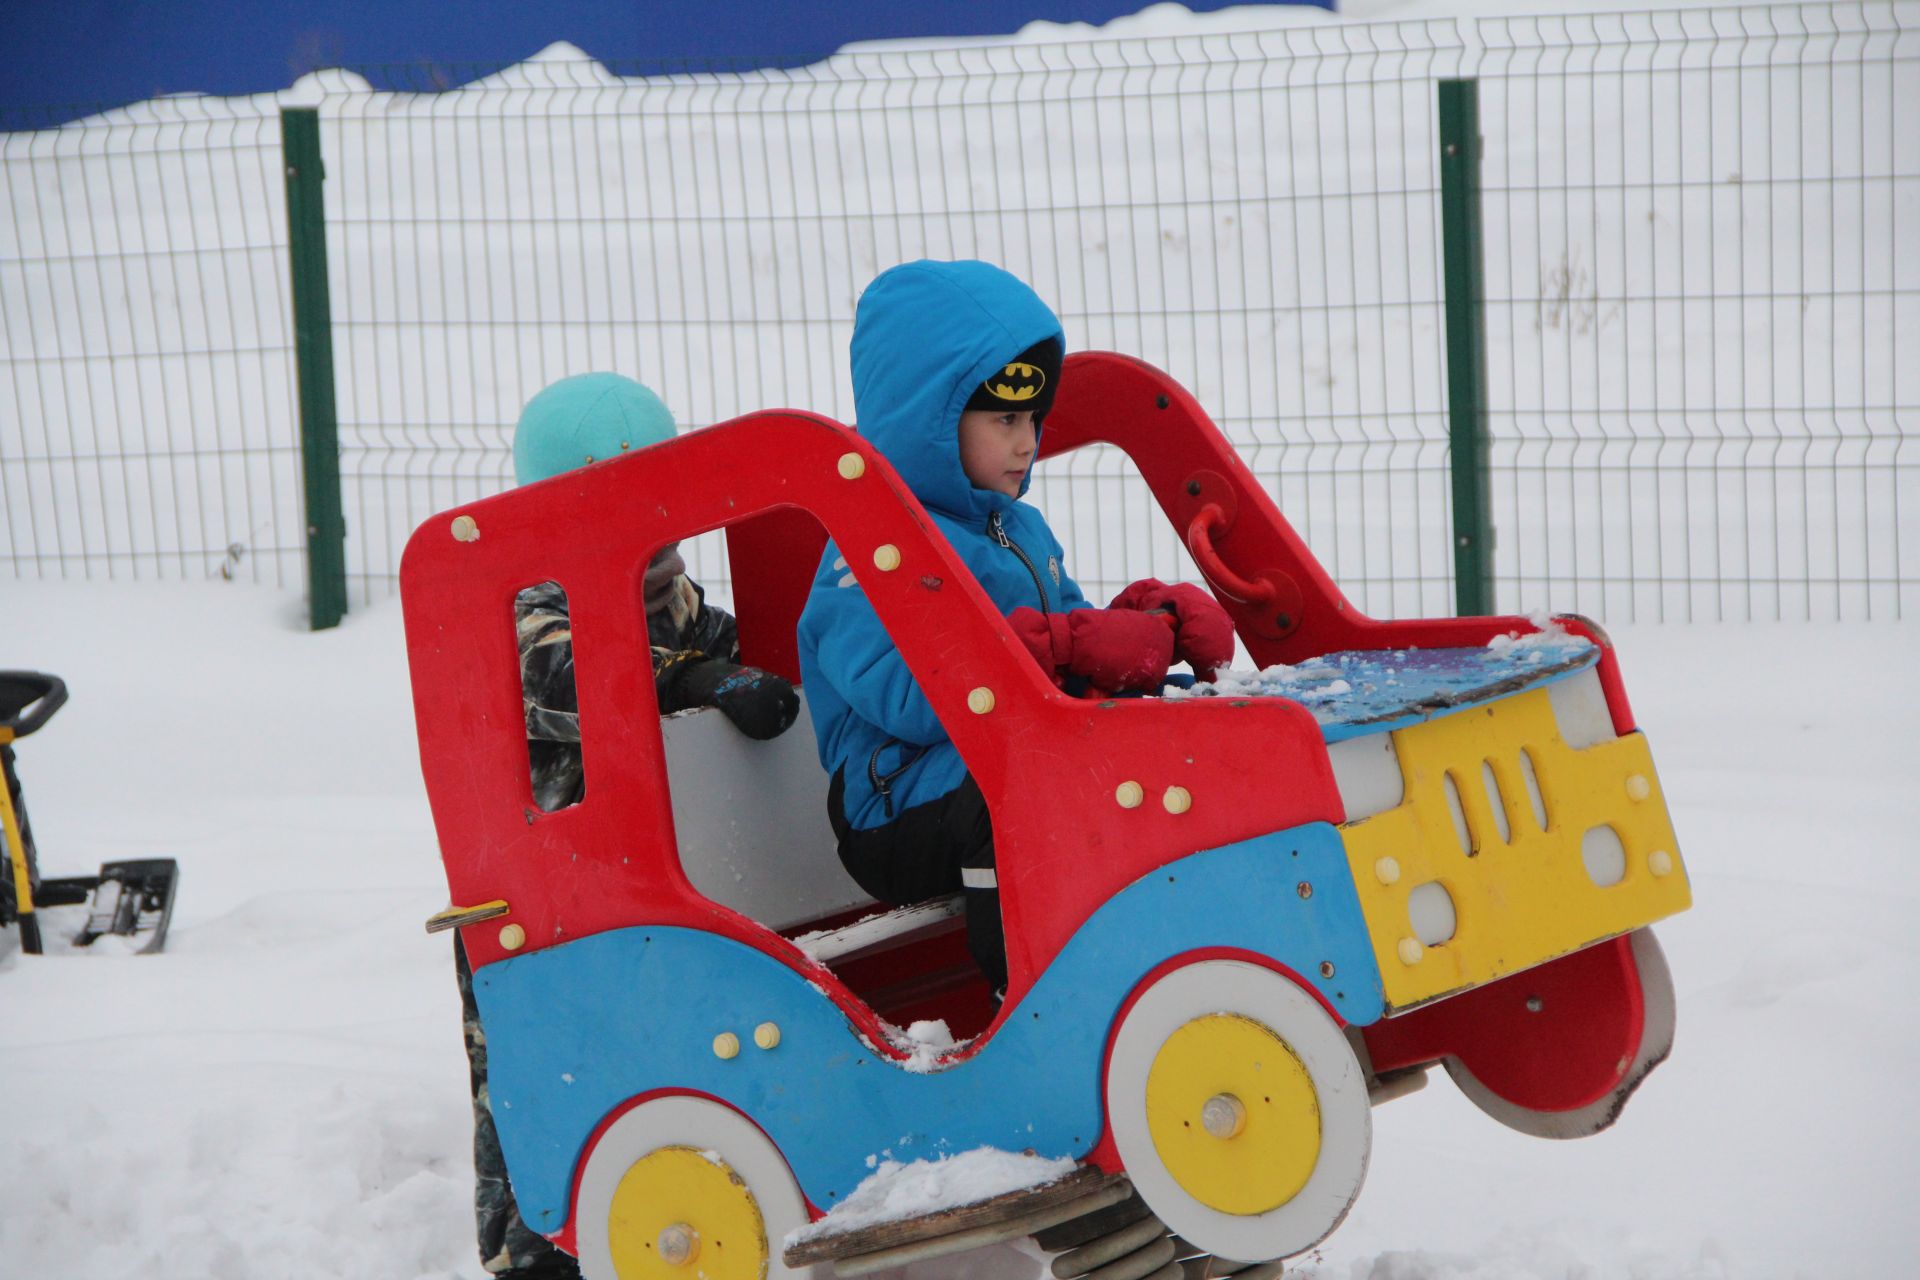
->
<box><xmin>1</xmin><ymin>671</ymin><xmax>179</xmax><ymax>955</ymax></box>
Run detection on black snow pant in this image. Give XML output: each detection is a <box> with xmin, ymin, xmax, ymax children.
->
<box><xmin>455</xmin><ymin>937</ymin><xmax>582</xmax><ymax>1280</ymax></box>
<box><xmin>827</xmin><ymin>769</ymin><xmax>1006</xmax><ymax>990</ymax></box>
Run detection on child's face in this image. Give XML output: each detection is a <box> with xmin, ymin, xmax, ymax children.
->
<box><xmin>958</xmin><ymin>409</ymin><xmax>1039</xmax><ymax>498</ymax></box>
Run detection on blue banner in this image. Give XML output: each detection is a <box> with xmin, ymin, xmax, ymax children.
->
<box><xmin>4</xmin><ymin>0</ymin><xmax>1332</xmax><ymax>125</ymax></box>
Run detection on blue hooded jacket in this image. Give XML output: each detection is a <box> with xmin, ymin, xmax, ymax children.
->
<box><xmin>798</xmin><ymin>261</ymin><xmax>1091</xmax><ymax>830</ymax></box>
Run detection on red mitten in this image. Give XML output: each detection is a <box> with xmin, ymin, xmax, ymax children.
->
<box><xmin>1009</xmin><ymin>606</ymin><xmax>1174</xmax><ymax>693</ymax></box>
<box><xmin>1111</xmin><ymin>578</ymin><xmax>1235</xmax><ymax>681</ymax></box>
<box><xmin>1067</xmin><ymin>608</ymin><xmax>1176</xmax><ymax>692</ymax></box>
<box><xmin>1008</xmin><ymin>606</ymin><xmax>1068</xmax><ymax>683</ymax></box>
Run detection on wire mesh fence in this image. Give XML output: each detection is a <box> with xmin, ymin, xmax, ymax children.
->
<box><xmin>315</xmin><ymin>22</ymin><xmax>1470</xmax><ymax>615</ymax></box>
<box><xmin>1474</xmin><ymin>4</ymin><xmax>1916</xmax><ymax>622</ymax></box>
<box><xmin>0</xmin><ymin>94</ymin><xmax>307</xmax><ymax>587</ymax></box>
<box><xmin>2</xmin><ymin>3</ymin><xmax>1913</xmax><ymax>622</ymax></box>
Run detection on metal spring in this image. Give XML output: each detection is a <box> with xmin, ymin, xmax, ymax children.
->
<box><xmin>1037</xmin><ymin>1188</ymin><xmax>1286</xmax><ymax>1280</ymax></box>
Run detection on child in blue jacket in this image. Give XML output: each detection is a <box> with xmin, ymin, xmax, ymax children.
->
<box><xmin>797</xmin><ymin>261</ymin><xmax>1230</xmax><ymax>990</ymax></box>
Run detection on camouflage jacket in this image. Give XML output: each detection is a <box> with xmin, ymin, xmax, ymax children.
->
<box><xmin>515</xmin><ymin>577</ymin><xmax>741</xmax><ymax>811</ymax></box>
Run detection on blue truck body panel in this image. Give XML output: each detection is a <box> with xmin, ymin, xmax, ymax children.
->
<box><xmin>476</xmin><ymin>822</ymin><xmax>1383</xmax><ymax>1232</ymax></box>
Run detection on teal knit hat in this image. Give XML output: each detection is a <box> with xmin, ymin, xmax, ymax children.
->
<box><xmin>511</xmin><ymin>373</ymin><xmax>677</xmax><ymax>486</ymax></box>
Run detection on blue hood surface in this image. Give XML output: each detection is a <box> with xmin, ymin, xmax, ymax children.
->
<box><xmin>850</xmin><ymin>260</ymin><xmax>1065</xmax><ymax>524</ymax></box>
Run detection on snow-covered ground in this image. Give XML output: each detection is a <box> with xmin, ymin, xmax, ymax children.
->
<box><xmin>2</xmin><ymin>578</ymin><xmax>1913</xmax><ymax>1278</ymax></box>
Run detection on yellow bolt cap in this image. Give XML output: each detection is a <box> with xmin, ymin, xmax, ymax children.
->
<box><xmin>1626</xmin><ymin>774</ymin><xmax>1652</xmax><ymax>802</ymax></box>
<box><xmin>713</xmin><ymin>1032</ymin><xmax>741</xmax><ymax>1060</ymax></box>
<box><xmin>498</xmin><ymin>923</ymin><xmax>526</xmax><ymax>951</ymax></box>
<box><xmin>1374</xmin><ymin>856</ymin><xmax>1401</xmax><ymax>885</ymax></box>
<box><xmin>754</xmin><ymin>1022</ymin><xmax>781</xmax><ymax>1050</ymax></box>
<box><xmin>1115</xmin><ymin>780</ymin><xmax>1144</xmax><ymax>809</ymax></box>
<box><xmin>1397</xmin><ymin>937</ymin><xmax>1425</xmax><ymax>966</ymax></box>
<box><xmin>837</xmin><ymin>452</ymin><xmax>866</xmax><ymax>479</ymax></box>
<box><xmin>1200</xmin><ymin>1093</ymin><xmax>1247</xmax><ymax>1139</ymax></box>
<box><xmin>450</xmin><ymin>515</ymin><xmax>479</xmax><ymax>542</ymax></box>
<box><xmin>1648</xmin><ymin>849</ymin><xmax>1674</xmax><ymax>877</ymax></box>
<box><xmin>1162</xmin><ymin>786</ymin><xmax>1192</xmax><ymax>814</ymax></box>
<box><xmin>873</xmin><ymin>544</ymin><xmax>901</xmax><ymax>572</ymax></box>
<box><xmin>967</xmin><ymin>687</ymin><xmax>996</xmax><ymax>715</ymax></box>
<box><xmin>657</xmin><ymin>1224</ymin><xmax>697</xmax><ymax>1266</ymax></box>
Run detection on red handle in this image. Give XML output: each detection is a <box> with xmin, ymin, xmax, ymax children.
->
<box><xmin>1186</xmin><ymin>503</ymin><xmax>1277</xmax><ymax>605</ymax></box>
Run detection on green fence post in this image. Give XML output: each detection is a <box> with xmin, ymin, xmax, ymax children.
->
<box><xmin>281</xmin><ymin>107</ymin><xmax>347</xmax><ymax>631</ymax></box>
<box><xmin>1438</xmin><ymin>78</ymin><xmax>1494</xmax><ymax>617</ymax></box>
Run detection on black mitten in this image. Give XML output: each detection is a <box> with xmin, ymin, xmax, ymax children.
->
<box><xmin>673</xmin><ymin>659</ymin><xmax>800</xmax><ymax>741</ymax></box>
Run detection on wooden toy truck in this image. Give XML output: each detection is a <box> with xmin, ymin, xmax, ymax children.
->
<box><xmin>403</xmin><ymin>354</ymin><xmax>1689</xmax><ymax>1278</ymax></box>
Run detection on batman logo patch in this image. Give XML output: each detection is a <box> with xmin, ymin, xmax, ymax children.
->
<box><xmin>985</xmin><ymin>361</ymin><xmax>1046</xmax><ymax>403</ymax></box>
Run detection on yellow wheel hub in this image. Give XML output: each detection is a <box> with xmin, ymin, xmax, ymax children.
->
<box><xmin>1144</xmin><ymin>1012</ymin><xmax>1321</xmax><ymax>1215</ymax></box>
<box><xmin>607</xmin><ymin>1145</ymin><xmax>768</xmax><ymax>1279</ymax></box>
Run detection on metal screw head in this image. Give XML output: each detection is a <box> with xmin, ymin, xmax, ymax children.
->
<box><xmin>1186</xmin><ymin>479</ymin><xmax>1203</xmax><ymax>497</ymax></box>
<box><xmin>1275</xmin><ymin>613</ymin><xmax>1292</xmax><ymax>630</ymax></box>
<box><xmin>658</xmin><ymin>1223</ymin><xmax>698</xmax><ymax>1265</ymax></box>
<box><xmin>1156</xmin><ymin>395</ymin><xmax>1171</xmax><ymax>409</ymax></box>
<box><xmin>1525</xmin><ymin>996</ymin><xmax>1544</xmax><ymax>1013</ymax></box>
<box><xmin>1319</xmin><ymin>961</ymin><xmax>1336</xmax><ymax>978</ymax></box>
<box><xmin>1200</xmin><ymin>1093</ymin><xmax>1247</xmax><ymax>1139</ymax></box>
<box><xmin>1296</xmin><ymin>881</ymin><xmax>1313</xmax><ymax>899</ymax></box>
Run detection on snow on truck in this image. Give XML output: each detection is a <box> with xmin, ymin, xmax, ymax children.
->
<box><xmin>403</xmin><ymin>353</ymin><xmax>1691</xmax><ymax>1279</ymax></box>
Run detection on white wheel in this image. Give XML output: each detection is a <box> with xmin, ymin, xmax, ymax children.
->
<box><xmin>574</xmin><ymin>1094</ymin><xmax>827</xmax><ymax>1280</ymax></box>
<box><xmin>1104</xmin><ymin>960</ymin><xmax>1372</xmax><ymax>1263</ymax></box>
<box><xmin>1446</xmin><ymin>927</ymin><xmax>1677</xmax><ymax>1139</ymax></box>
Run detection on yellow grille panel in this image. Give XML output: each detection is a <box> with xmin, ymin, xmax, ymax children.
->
<box><xmin>1340</xmin><ymin>687</ymin><xmax>1690</xmax><ymax>1012</ymax></box>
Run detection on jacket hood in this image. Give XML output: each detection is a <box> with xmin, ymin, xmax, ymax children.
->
<box><xmin>849</xmin><ymin>261</ymin><xmax>1065</xmax><ymax>523</ymax></box>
